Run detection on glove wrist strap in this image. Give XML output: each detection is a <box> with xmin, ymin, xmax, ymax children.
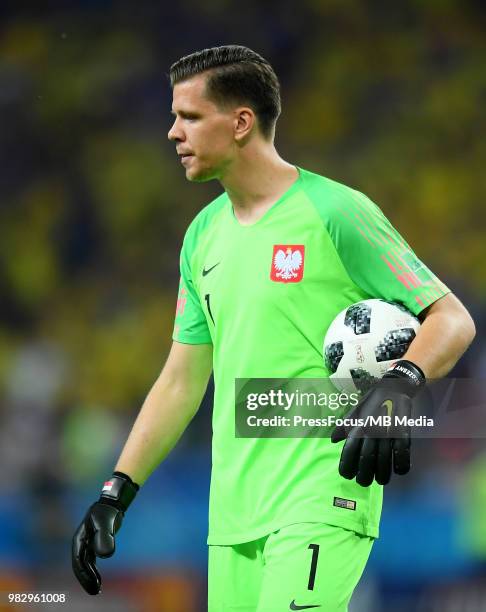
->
<box><xmin>99</xmin><ymin>472</ymin><xmax>140</xmax><ymax>512</ymax></box>
<box><xmin>384</xmin><ymin>359</ymin><xmax>426</xmax><ymax>395</ymax></box>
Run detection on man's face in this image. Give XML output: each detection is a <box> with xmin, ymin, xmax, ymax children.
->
<box><xmin>168</xmin><ymin>74</ymin><xmax>237</xmax><ymax>182</ymax></box>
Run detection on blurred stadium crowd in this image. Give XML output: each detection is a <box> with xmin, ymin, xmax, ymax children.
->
<box><xmin>0</xmin><ymin>1</ymin><xmax>485</xmax><ymax>610</ymax></box>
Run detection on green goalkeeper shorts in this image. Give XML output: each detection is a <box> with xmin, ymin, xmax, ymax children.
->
<box><xmin>208</xmin><ymin>522</ymin><xmax>374</xmax><ymax>612</ymax></box>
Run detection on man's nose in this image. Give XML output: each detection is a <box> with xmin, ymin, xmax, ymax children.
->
<box><xmin>168</xmin><ymin>118</ymin><xmax>183</xmax><ymax>142</ymax></box>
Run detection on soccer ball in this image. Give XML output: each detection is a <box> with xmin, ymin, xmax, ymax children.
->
<box><xmin>323</xmin><ymin>299</ymin><xmax>421</xmax><ymax>394</ymax></box>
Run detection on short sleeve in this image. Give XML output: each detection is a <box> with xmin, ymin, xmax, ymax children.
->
<box><xmin>326</xmin><ymin>189</ymin><xmax>450</xmax><ymax>316</ymax></box>
<box><xmin>172</xmin><ymin>240</ymin><xmax>212</xmax><ymax>345</ymax></box>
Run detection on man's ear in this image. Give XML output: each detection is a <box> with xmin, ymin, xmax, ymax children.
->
<box><xmin>234</xmin><ymin>107</ymin><xmax>255</xmax><ymax>141</ymax></box>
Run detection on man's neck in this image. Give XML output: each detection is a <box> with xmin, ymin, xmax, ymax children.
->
<box><xmin>219</xmin><ymin>145</ymin><xmax>299</xmax><ymax>225</ymax></box>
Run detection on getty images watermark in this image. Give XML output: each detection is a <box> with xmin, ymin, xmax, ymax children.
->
<box><xmin>235</xmin><ymin>378</ymin><xmax>486</xmax><ymax>438</ymax></box>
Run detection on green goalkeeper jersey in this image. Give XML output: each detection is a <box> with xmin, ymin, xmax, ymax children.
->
<box><xmin>173</xmin><ymin>167</ymin><xmax>449</xmax><ymax>545</ymax></box>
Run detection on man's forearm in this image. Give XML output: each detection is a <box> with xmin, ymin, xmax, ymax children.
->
<box><xmin>114</xmin><ymin>374</ymin><xmax>204</xmax><ymax>485</ymax></box>
<box><xmin>403</xmin><ymin>293</ymin><xmax>475</xmax><ymax>379</ymax></box>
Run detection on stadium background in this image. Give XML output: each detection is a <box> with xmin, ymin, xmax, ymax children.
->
<box><xmin>0</xmin><ymin>1</ymin><xmax>485</xmax><ymax>610</ymax></box>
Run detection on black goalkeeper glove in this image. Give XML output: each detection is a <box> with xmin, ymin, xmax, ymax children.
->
<box><xmin>72</xmin><ymin>471</ymin><xmax>139</xmax><ymax>595</ymax></box>
<box><xmin>331</xmin><ymin>359</ymin><xmax>426</xmax><ymax>487</ymax></box>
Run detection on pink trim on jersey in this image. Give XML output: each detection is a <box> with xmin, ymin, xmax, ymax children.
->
<box><xmin>354</xmin><ymin>211</ymin><xmax>384</xmax><ymax>246</ymax></box>
<box><xmin>381</xmin><ymin>254</ymin><xmax>397</xmax><ymax>274</ymax></box>
<box><xmin>339</xmin><ymin>209</ymin><xmax>376</xmax><ymax>247</ymax></box>
<box><xmin>387</xmin><ymin>248</ymin><xmax>404</xmax><ymax>271</ymax></box>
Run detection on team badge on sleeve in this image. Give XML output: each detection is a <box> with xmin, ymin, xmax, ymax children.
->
<box><xmin>270</xmin><ymin>245</ymin><xmax>305</xmax><ymax>283</ymax></box>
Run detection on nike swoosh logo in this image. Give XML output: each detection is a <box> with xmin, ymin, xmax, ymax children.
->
<box><xmin>202</xmin><ymin>262</ymin><xmax>220</xmax><ymax>276</ymax></box>
<box><xmin>290</xmin><ymin>601</ymin><xmax>321</xmax><ymax>610</ymax></box>
<box><xmin>382</xmin><ymin>399</ymin><xmax>393</xmax><ymax>418</ymax></box>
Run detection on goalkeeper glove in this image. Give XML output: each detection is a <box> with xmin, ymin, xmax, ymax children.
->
<box><xmin>72</xmin><ymin>471</ymin><xmax>139</xmax><ymax>595</ymax></box>
<box><xmin>331</xmin><ymin>359</ymin><xmax>426</xmax><ymax>487</ymax></box>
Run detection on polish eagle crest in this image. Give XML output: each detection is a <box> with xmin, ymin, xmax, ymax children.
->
<box><xmin>273</xmin><ymin>247</ymin><xmax>303</xmax><ymax>280</ymax></box>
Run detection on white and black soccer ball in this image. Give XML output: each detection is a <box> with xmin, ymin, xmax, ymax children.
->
<box><xmin>323</xmin><ymin>299</ymin><xmax>421</xmax><ymax>394</ymax></box>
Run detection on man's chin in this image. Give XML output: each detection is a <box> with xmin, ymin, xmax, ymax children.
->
<box><xmin>185</xmin><ymin>166</ymin><xmax>216</xmax><ymax>183</ymax></box>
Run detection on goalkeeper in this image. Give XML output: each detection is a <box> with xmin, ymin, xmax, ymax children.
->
<box><xmin>72</xmin><ymin>46</ymin><xmax>475</xmax><ymax>611</ymax></box>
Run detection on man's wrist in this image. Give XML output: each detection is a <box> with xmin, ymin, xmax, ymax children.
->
<box><xmin>384</xmin><ymin>359</ymin><xmax>426</xmax><ymax>395</ymax></box>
